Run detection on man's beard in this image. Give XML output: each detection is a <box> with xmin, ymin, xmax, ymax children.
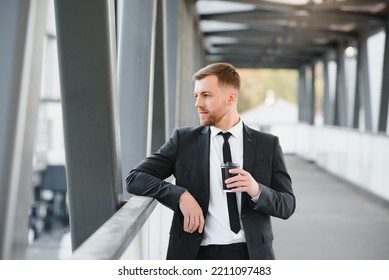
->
<box><xmin>199</xmin><ymin>110</ymin><xmax>226</xmax><ymax>127</ymax></box>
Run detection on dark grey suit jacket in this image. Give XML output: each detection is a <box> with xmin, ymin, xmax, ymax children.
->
<box><xmin>126</xmin><ymin>124</ymin><xmax>295</xmax><ymax>259</ymax></box>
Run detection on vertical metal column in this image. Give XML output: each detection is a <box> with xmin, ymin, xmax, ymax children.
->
<box><xmin>176</xmin><ymin>0</ymin><xmax>202</xmax><ymax>127</ymax></box>
<box><xmin>298</xmin><ymin>69</ymin><xmax>302</xmax><ymax>122</ymax></box>
<box><xmin>0</xmin><ymin>0</ymin><xmax>48</xmax><ymax>259</ymax></box>
<box><xmin>310</xmin><ymin>64</ymin><xmax>316</xmax><ymax>125</ymax></box>
<box><xmin>54</xmin><ymin>0</ymin><xmax>121</xmax><ymax>250</ymax></box>
<box><xmin>353</xmin><ymin>46</ymin><xmax>361</xmax><ymax>129</ymax></box>
<box><xmin>298</xmin><ymin>67</ymin><xmax>307</xmax><ymax>122</ymax></box>
<box><xmin>304</xmin><ymin>66</ymin><xmax>310</xmax><ymax>123</ymax></box>
<box><xmin>151</xmin><ymin>0</ymin><xmax>167</xmax><ymax>152</ymax></box>
<box><xmin>323</xmin><ymin>58</ymin><xmax>331</xmax><ymax>125</ymax></box>
<box><xmin>302</xmin><ymin>65</ymin><xmax>312</xmax><ymax>124</ymax></box>
<box><xmin>302</xmin><ymin>66</ymin><xmax>308</xmax><ymax>122</ymax></box>
<box><xmin>378</xmin><ymin>20</ymin><xmax>389</xmax><ymax>133</ymax></box>
<box><xmin>355</xmin><ymin>34</ymin><xmax>372</xmax><ymax>131</ymax></box>
<box><xmin>118</xmin><ymin>0</ymin><xmax>156</xmax><ymax>198</ymax></box>
<box><xmin>334</xmin><ymin>42</ymin><xmax>348</xmax><ymax>127</ymax></box>
<box><xmin>165</xmin><ymin>0</ymin><xmax>179</xmax><ymax>133</ymax></box>
<box><xmin>192</xmin><ymin>15</ymin><xmax>206</xmax><ymax>81</ymax></box>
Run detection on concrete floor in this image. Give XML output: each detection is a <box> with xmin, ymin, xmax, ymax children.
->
<box><xmin>273</xmin><ymin>155</ymin><xmax>389</xmax><ymax>260</ymax></box>
<box><xmin>25</xmin><ymin>223</ymin><xmax>70</xmax><ymax>260</ymax></box>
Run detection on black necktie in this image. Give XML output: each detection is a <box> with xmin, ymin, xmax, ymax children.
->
<box><xmin>220</xmin><ymin>132</ymin><xmax>241</xmax><ymax>234</ymax></box>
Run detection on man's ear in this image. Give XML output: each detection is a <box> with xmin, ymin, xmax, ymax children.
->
<box><xmin>228</xmin><ymin>90</ymin><xmax>238</xmax><ymax>105</ymax></box>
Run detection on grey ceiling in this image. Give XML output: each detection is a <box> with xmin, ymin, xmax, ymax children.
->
<box><xmin>196</xmin><ymin>0</ymin><xmax>388</xmax><ymax>68</ymax></box>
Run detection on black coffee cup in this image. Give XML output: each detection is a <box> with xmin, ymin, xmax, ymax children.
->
<box><xmin>221</xmin><ymin>162</ymin><xmax>239</xmax><ymax>192</ymax></box>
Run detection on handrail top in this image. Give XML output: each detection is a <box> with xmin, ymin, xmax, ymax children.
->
<box><xmin>71</xmin><ymin>195</ymin><xmax>157</xmax><ymax>260</ymax></box>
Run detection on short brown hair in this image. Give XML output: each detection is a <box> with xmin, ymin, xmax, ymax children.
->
<box><xmin>193</xmin><ymin>62</ymin><xmax>240</xmax><ymax>91</ymax></box>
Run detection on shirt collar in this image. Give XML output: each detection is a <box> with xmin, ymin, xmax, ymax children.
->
<box><xmin>210</xmin><ymin>118</ymin><xmax>243</xmax><ymax>139</ymax></box>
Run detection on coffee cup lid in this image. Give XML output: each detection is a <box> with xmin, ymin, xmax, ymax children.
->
<box><xmin>220</xmin><ymin>162</ymin><xmax>239</xmax><ymax>168</ymax></box>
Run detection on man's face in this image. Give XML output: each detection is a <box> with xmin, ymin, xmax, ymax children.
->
<box><xmin>194</xmin><ymin>75</ymin><xmax>230</xmax><ymax>128</ymax></box>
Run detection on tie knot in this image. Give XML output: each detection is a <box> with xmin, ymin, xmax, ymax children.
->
<box><xmin>219</xmin><ymin>131</ymin><xmax>232</xmax><ymax>142</ymax></box>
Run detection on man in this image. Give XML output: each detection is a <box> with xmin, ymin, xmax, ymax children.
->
<box><xmin>127</xmin><ymin>62</ymin><xmax>295</xmax><ymax>260</ymax></box>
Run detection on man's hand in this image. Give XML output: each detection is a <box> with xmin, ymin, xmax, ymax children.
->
<box><xmin>179</xmin><ymin>191</ymin><xmax>204</xmax><ymax>234</ymax></box>
<box><xmin>225</xmin><ymin>168</ymin><xmax>261</xmax><ymax>197</ymax></box>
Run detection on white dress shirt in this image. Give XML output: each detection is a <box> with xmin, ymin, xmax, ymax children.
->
<box><xmin>201</xmin><ymin>119</ymin><xmax>246</xmax><ymax>246</ymax></box>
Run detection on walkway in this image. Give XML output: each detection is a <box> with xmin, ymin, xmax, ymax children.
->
<box><xmin>273</xmin><ymin>155</ymin><xmax>389</xmax><ymax>260</ymax></box>
<box><xmin>25</xmin><ymin>155</ymin><xmax>389</xmax><ymax>260</ymax></box>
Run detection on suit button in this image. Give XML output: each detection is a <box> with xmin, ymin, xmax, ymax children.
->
<box><xmin>195</xmin><ymin>236</ymin><xmax>202</xmax><ymax>241</ymax></box>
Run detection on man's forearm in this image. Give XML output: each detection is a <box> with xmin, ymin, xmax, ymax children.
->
<box><xmin>126</xmin><ymin>170</ymin><xmax>186</xmax><ymax>212</ymax></box>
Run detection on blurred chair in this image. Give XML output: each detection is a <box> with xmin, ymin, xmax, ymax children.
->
<box><xmin>29</xmin><ymin>165</ymin><xmax>68</xmax><ymax>240</ymax></box>
<box><xmin>41</xmin><ymin>165</ymin><xmax>68</xmax><ymax>228</ymax></box>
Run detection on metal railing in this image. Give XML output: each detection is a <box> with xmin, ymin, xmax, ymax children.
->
<box><xmin>71</xmin><ymin>195</ymin><xmax>157</xmax><ymax>259</ymax></box>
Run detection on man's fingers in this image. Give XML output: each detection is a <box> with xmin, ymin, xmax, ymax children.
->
<box><xmin>179</xmin><ymin>191</ymin><xmax>204</xmax><ymax>233</ymax></box>
<box><xmin>182</xmin><ymin>212</ymin><xmax>193</xmax><ymax>233</ymax></box>
<box><xmin>183</xmin><ymin>215</ymin><xmax>190</xmax><ymax>232</ymax></box>
<box><xmin>198</xmin><ymin>215</ymin><xmax>205</xmax><ymax>233</ymax></box>
<box><xmin>188</xmin><ymin>214</ymin><xmax>196</xmax><ymax>233</ymax></box>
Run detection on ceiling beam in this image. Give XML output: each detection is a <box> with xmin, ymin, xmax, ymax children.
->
<box><xmin>198</xmin><ymin>0</ymin><xmax>388</xmax><ymax>68</ymax></box>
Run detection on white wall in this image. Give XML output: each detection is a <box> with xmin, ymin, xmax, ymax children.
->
<box><xmin>295</xmin><ymin>124</ymin><xmax>389</xmax><ymax>202</ymax></box>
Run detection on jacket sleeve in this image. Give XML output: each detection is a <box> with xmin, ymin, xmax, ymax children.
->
<box><xmin>252</xmin><ymin>137</ymin><xmax>296</xmax><ymax>219</ymax></box>
<box><xmin>126</xmin><ymin>129</ymin><xmax>187</xmax><ymax>212</ymax></box>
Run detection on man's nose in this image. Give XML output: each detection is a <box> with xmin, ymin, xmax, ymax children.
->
<box><xmin>195</xmin><ymin>96</ymin><xmax>201</xmax><ymax>108</ymax></box>
<box><xmin>195</xmin><ymin>96</ymin><xmax>203</xmax><ymax>108</ymax></box>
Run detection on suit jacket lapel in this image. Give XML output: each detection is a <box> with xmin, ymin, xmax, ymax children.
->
<box><xmin>198</xmin><ymin>126</ymin><xmax>210</xmax><ymax>199</ymax></box>
<box><xmin>242</xmin><ymin>124</ymin><xmax>256</xmax><ymax>209</ymax></box>
<box><xmin>243</xmin><ymin>124</ymin><xmax>255</xmax><ymax>173</ymax></box>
